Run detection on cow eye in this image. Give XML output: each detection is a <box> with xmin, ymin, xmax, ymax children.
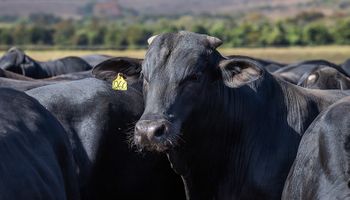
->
<box><xmin>187</xmin><ymin>73</ymin><xmax>201</xmax><ymax>82</ymax></box>
<box><xmin>188</xmin><ymin>74</ymin><xmax>200</xmax><ymax>82</ymax></box>
<box><xmin>179</xmin><ymin>73</ymin><xmax>201</xmax><ymax>85</ymax></box>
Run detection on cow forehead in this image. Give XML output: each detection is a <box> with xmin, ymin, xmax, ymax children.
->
<box><xmin>144</xmin><ymin>34</ymin><xmax>209</xmax><ymax>76</ymax></box>
<box><xmin>150</xmin><ymin>32</ymin><xmax>208</xmax><ymax>56</ymax></box>
<box><xmin>143</xmin><ymin>51</ymin><xmax>206</xmax><ymax>82</ymax></box>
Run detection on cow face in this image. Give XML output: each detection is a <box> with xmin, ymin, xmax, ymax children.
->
<box><xmin>0</xmin><ymin>47</ymin><xmax>40</xmax><ymax>76</ymax></box>
<box><xmin>134</xmin><ymin>31</ymin><xmax>263</xmax><ymax>152</ymax></box>
<box><xmin>0</xmin><ymin>47</ymin><xmax>26</xmax><ymax>74</ymax></box>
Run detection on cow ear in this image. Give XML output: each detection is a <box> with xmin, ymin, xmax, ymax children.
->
<box><xmin>218</xmin><ymin>58</ymin><xmax>263</xmax><ymax>88</ymax></box>
<box><xmin>92</xmin><ymin>57</ymin><xmax>142</xmax><ymax>82</ymax></box>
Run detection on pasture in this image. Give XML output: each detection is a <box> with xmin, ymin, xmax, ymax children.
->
<box><xmin>2</xmin><ymin>46</ymin><xmax>350</xmax><ymax>64</ymax></box>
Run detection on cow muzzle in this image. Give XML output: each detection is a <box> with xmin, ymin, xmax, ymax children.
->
<box><xmin>134</xmin><ymin>119</ymin><xmax>175</xmax><ymax>152</ymax></box>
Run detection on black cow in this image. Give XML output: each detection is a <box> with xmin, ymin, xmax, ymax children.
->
<box><xmin>0</xmin><ymin>77</ymin><xmax>59</xmax><ymax>91</ymax></box>
<box><xmin>0</xmin><ymin>88</ymin><xmax>79</xmax><ymax>200</ymax></box>
<box><xmin>133</xmin><ymin>31</ymin><xmax>350</xmax><ymax>200</ymax></box>
<box><xmin>282</xmin><ymin>96</ymin><xmax>350</xmax><ymax>199</ymax></box>
<box><xmin>0</xmin><ymin>70</ymin><xmax>91</xmax><ymax>91</ymax></box>
<box><xmin>273</xmin><ymin>60</ymin><xmax>345</xmax><ymax>84</ymax></box>
<box><xmin>80</xmin><ymin>54</ymin><xmax>112</xmax><ymax>67</ymax></box>
<box><xmin>228</xmin><ymin>55</ymin><xmax>285</xmax><ymax>72</ymax></box>
<box><xmin>41</xmin><ymin>70</ymin><xmax>92</xmax><ymax>81</ymax></box>
<box><xmin>0</xmin><ymin>47</ymin><xmax>92</xmax><ymax>78</ymax></box>
<box><xmin>0</xmin><ymin>68</ymin><xmax>91</xmax><ymax>81</ymax></box>
<box><xmin>297</xmin><ymin>66</ymin><xmax>350</xmax><ymax>89</ymax></box>
<box><xmin>341</xmin><ymin>58</ymin><xmax>350</xmax><ymax>75</ymax></box>
<box><xmin>27</xmin><ymin>57</ymin><xmax>186</xmax><ymax>200</ymax></box>
<box><xmin>0</xmin><ymin>68</ymin><xmax>34</xmax><ymax>80</ymax></box>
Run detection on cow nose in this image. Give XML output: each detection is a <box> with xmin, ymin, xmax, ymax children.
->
<box><xmin>135</xmin><ymin>120</ymin><xmax>169</xmax><ymax>143</ymax></box>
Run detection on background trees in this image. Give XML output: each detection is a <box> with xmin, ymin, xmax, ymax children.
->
<box><xmin>0</xmin><ymin>13</ymin><xmax>350</xmax><ymax>49</ymax></box>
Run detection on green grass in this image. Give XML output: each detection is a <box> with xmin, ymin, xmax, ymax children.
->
<box><xmin>1</xmin><ymin>46</ymin><xmax>350</xmax><ymax>64</ymax></box>
<box><xmin>219</xmin><ymin>46</ymin><xmax>350</xmax><ymax>64</ymax></box>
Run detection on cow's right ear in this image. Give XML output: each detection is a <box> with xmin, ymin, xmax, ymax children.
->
<box><xmin>218</xmin><ymin>58</ymin><xmax>263</xmax><ymax>88</ymax></box>
<box><xmin>92</xmin><ymin>57</ymin><xmax>142</xmax><ymax>82</ymax></box>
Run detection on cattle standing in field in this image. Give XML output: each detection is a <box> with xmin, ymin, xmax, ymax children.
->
<box><xmin>0</xmin><ymin>47</ymin><xmax>92</xmax><ymax>78</ymax></box>
<box><xmin>0</xmin><ymin>68</ymin><xmax>92</xmax><ymax>91</ymax></box>
<box><xmin>133</xmin><ymin>31</ymin><xmax>350</xmax><ymax>200</ymax></box>
<box><xmin>27</xmin><ymin>57</ymin><xmax>186</xmax><ymax>200</ymax></box>
<box><xmin>282</xmin><ymin>96</ymin><xmax>350</xmax><ymax>200</ymax></box>
<box><xmin>297</xmin><ymin>66</ymin><xmax>350</xmax><ymax>89</ymax></box>
<box><xmin>0</xmin><ymin>88</ymin><xmax>79</xmax><ymax>200</ymax></box>
<box><xmin>273</xmin><ymin>60</ymin><xmax>346</xmax><ymax>85</ymax></box>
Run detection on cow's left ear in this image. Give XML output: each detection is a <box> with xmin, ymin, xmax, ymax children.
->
<box><xmin>92</xmin><ymin>57</ymin><xmax>142</xmax><ymax>82</ymax></box>
<box><xmin>218</xmin><ymin>58</ymin><xmax>263</xmax><ymax>88</ymax></box>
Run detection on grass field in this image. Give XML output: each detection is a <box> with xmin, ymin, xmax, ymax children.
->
<box><xmin>1</xmin><ymin>46</ymin><xmax>350</xmax><ymax>64</ymax></box>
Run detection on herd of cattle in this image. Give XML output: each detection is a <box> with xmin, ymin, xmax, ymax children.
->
<box><xmin>1</xmin><ymin>31</ymin><xmax>350</xmax><ymax>199</ymax></box>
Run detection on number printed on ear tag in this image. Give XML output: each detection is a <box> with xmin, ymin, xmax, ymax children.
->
<box><xmin>112</xmin><ymin>73</ymin><xmax>127</xmax><ymax>91</ymax></box>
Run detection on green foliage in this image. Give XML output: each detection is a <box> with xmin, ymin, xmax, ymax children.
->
<box><xmin>0</xmin><ymin>12</ymin><xmax>350</xmax><ymax>48</ymax></box>
<box><xmin>0</xmin><ymin>29</ymin><xmax>13</xmax><ymax>45</ymax></box>
<box><xmin>124</xmin><ymin>25</ymin><xmax>152</xmax><ymax>48</ymax></box>
<box><xmin>12</xmin><ymin>23</ymin><xmax>30</xmax><ymax>45</ymax></box>
<box><xmin>333</xmin><ymin>18</ymin><xmax>350</xmax><ymax>44</ymax></box>
<box><xmin>53</xmin><ymin>20</ymin><xmax>76</xmax><ymax>46</ymax></box>
<box><xmin>303</xmin><ymin>23</ymin><xmax>333</xmax><ymax>45</ymax></box>
<box><xmin>29</xmin><ymin>25</ymin><xmax>54</xmax><ymax>45</ymax></box>
<box><xmin>73</xmin><ymin>31</ymin><xmax>89</xmax><ymax>46</ymax></box>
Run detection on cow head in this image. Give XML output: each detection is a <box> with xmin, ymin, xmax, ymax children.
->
<box><xmin>298</xmin><ymin>66</ymin><xmax>350</xmax><ymax>89</ymax></box>
<box><xmin>0</xmin><ymin>47</ymin><xmax>25</xmax><ymax>73</ymax></box>
<box><xmin>0</xmin><ymin>47</ymin><xmax>39</xmax><ymax>75</ymax></box>
<box><xmin>134</xmin><ymin>31</ymin><xmax>263</xmax><ymax>152</ymax></box>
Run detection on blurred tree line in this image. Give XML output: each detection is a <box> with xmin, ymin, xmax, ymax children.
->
<box><xmin>0</xmin><ymin>12</ymin><xmax>350</xmax><ymax>49</ymax></box>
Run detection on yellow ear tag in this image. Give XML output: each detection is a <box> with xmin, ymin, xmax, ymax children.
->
<box><xmin>112</xmin><ymin>73</ymin><xmax>127</xmax><ymax>91</ymax></box>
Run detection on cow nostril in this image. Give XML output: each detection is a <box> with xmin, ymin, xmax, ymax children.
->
<box><xmin>154</xmin><ymin>124</ymin><xmax>166</xmax><ymax>138</ymax></box>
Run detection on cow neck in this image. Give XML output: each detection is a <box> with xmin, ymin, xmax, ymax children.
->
<box><xmin>171</xmin><ymin>72</ymin><xmax>313</xmax><ymax>199</ymax></box>
<box><xmin>278</xmin><ymin>77</ymin><xmax>344</xmax><ymax>136</ymax></box>
<box><xmin>21</xmin><ymin>55</ymin><xmax>48</xmax><ymax>78</ymax></box>
<box><xmin>38</xmin><ymin>61</ymin><xmax>55</xmax><ymax>78</ymax></box>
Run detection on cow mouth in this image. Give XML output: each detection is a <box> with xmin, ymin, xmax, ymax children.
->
<box><xmin>133</xmin><ymin>117</ymin><xmax>184</xmax><ymax>152</ymax></box>
<box><xmin>133</xmin><ymin>134</ymin><xmax>179</xmax><ymax>152</ymax></box>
